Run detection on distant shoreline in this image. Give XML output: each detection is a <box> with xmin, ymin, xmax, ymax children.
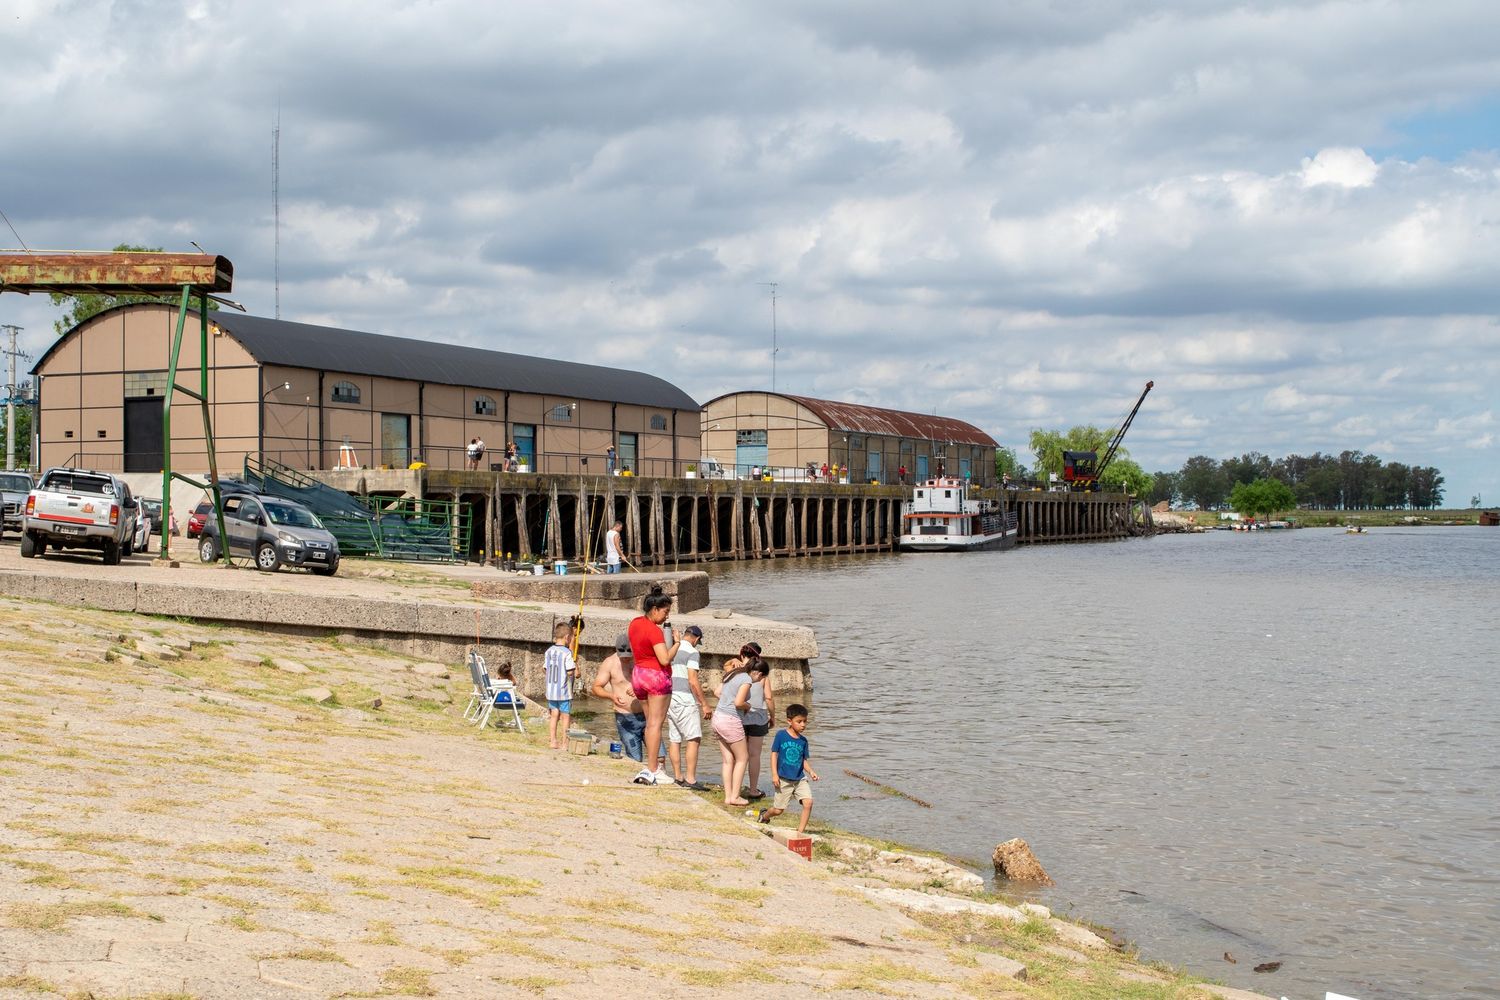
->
<box><xmin>1159</xmin><ymin>507</ymin><xmax>1489</xmax><ymax>529</ymax></box>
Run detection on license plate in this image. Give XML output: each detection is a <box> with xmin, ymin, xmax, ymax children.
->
<box><xmin>311</xmin><ymin>551</ymin><xmax>327</xmax><ymax>560</ymax></box>
<box><xmin>60</xmin><ymin>525</ymin><xmax>85</xmax><ymax>534</ymax></box>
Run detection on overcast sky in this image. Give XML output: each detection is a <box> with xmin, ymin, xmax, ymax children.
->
<box><xmin>3</xmin><ymin>0</ymin><xmax>1497</xmax><ymax>502</ymax></box>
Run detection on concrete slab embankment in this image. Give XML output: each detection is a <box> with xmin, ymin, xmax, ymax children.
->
<box><xmin>470</xmin><ymin>570</ymin><xmax>709</xmax><ymax>612</ymax></box>
<box><xmin>0</xmin><ymin>565</ymin><xmax>816</xmax><ymax>694</ymax></box>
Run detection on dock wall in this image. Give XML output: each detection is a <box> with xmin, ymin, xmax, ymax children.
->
<box><xmin>321</xmin><ymin>470</ymin><xmax>1148</xmax><ymax>564</ymax></box>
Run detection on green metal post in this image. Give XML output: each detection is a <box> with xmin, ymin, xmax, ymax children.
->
<box><xmin>158</xmin><ymin>287</ymin><xmax>229</xmax><ymax>565</ymax></box>
<box><xmin>199</xmin><ymin>295</ymin><xmax>230</xmax><ymax>564</ymax></box>
<box><xmin>159</xmin><ymin>287</ymin><xmax>191</xmax><ymax>562</ymax></box>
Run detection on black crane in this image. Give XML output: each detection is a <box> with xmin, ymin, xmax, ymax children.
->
<box><xmin>1062</xmin><ymin>380</ymin><xmax>1154</xmax><ymax>492</ymax></box>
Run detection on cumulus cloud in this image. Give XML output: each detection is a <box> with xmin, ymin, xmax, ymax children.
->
<box><xmin>1</xmin><ymin>0</ymin><xmax>1497</xmax><ymax>499</ymax></box>
<box><xmin>1302</xmin><ymin>147</ymin><xmax>1380</xmax><ymax>188</ymax></box>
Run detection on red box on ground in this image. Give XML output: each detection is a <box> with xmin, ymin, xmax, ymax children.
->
<box><xmin>786</xmin><ymin>835</ymin><xmax>813</xmax><ymax>861</ymax></box>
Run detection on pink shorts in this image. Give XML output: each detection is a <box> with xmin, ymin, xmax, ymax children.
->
<box><xmin>632</xmin><ymin>667</ymin><xmax>672</xmax><ymax>699</ymax></box>
<box><xmin>712</xmin><ymin>710</ymin><xmax>745</xmax><ymax>745</ymax></box>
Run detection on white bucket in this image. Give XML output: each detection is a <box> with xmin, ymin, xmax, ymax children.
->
<box><xmin>532</xmin><ymin>565</ymin><xmax>544</xmax><ymax>576</ymax></box>
<box><xmin>554</xmin><ymin>560</ymin><xmax>568</xmax><ymax>575</ymax></box>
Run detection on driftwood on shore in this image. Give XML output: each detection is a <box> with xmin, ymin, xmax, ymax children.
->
<box><xmin>844</xmin><ymin>769</ymin><xmax>933</xmax><ymax>808</ymax></box>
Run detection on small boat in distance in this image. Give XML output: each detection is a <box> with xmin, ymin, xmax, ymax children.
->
<box><xmin>899</xmin><ymin>477</ymin><xmax>1018</xmax><ymax>552</ymax></box>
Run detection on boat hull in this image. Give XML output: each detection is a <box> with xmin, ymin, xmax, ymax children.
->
<box><xmin>898</xmin><ymin>530</ymin><xmax>1017</xmax><ymax>552</ymax></box>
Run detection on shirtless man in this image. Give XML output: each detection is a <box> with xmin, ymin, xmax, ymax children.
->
<box><xmin>591</xmin><ymin>632</ymin><xmax>647</xmax><ymax>765</ymax></box>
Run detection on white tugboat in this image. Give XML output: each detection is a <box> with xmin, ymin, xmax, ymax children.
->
<box><xmin>899</xmin><ymin>477</ymin><xmax>1018</xmax><ymax>552</ymax></box>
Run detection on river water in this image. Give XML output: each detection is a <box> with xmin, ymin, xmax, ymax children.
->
<box><xmin>705</xmin><ymin>527</ymin><xmax>1500</xmax><ymax>1000</ymax></box>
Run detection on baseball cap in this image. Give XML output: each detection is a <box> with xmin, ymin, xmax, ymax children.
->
<box><xmin>683</xmin><ymin>625</ymin><xmax>703</xmax><ymax>639</ymax></box>
<box><xmin>614</xmin><ymin>631</ymin><xmax>632</xmax><ymax>657</ymax></box>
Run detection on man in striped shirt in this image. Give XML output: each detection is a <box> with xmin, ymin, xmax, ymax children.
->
<box><xmin>544</xmin><ymin>621</ymin><xmax>577</xmax><ymax>749</ymax></box>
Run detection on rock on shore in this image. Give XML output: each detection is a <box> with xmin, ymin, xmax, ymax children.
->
<box><xmin>993</xmin><ymin>837</ymin><xmax>1056</xmax><ymax>884</ymax></box>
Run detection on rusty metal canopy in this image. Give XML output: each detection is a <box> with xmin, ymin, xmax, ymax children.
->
<box><xmin>711</xmin><ymin>392</ymin><xmax>997</xmax><ymax>447</ymax></box>
<box><xmin>0</xmin><ymin>251</ymin><xmax>232</xmax><ymax>295</ymax></box>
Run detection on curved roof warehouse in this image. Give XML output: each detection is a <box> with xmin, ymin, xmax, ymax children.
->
<box><xmin>702</xmin><ymin>391</ymin><xmax>998</xmax><ymax>484</ymax></box>
<box><xmin>32</xmin><ymin>304</ymin><xmax>702</xmax><ymax>476</ymax></box>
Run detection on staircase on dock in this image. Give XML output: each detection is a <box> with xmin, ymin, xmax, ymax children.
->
<box><xmin>242</xmin><ymin>457</ymin><xmax>470</xmax><ymax>562</ymax></box>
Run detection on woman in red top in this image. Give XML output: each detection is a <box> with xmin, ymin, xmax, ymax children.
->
<box><xmin>627</xmin><ymin>586</ymin><xmax>680</xmax><ymax>784</ymax></box>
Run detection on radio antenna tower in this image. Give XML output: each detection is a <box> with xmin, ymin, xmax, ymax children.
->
<box><xmin>757</xmin><ymin>282</ymin><xmax>778</xmax><ymax>392</ymax></box>
<box><xmin>272</xmin><ymin>105</ymin><xmax>281</xmax><ymax>319</ymax></box>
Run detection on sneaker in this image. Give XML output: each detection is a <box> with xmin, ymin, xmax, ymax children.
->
<box><xmin>651</xmin><ymin>769</ymin><xmax>674</xmax><ymax>785</ymax></box>
<box><xmin>632</xmin><ymin>769</ymin><xmax>654</xmax><ymax>785</ymax></box>
<box><xmin>756</xmin><ymin>808</ymin><xmax>771</xmax><ymax>824</ymax></box>
<box><xmin>674</xmin><ymin>778</ymin><xmax>689</xmax><ymax>788</ymax></box>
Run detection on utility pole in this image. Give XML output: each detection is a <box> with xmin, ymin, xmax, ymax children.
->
<box><xmin>2</xmin><ymin>325</ymin><xmax>30</xmax><ymax>471</ymax></box>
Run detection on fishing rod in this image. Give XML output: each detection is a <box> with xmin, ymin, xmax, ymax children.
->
<box><xmin>569</xmin><ymin>475</ymin><xmax>607</xmax><ymax>661</ymax></box>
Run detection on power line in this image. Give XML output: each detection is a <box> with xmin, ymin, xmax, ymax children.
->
<box><xmin>0</xmin><ymin>208</ymin><xmax>30</xmax><ymax>252</ymax></box>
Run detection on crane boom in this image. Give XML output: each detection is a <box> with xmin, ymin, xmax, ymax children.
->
<box><xmin>1096</xmin><ymin>380</ymin><xmax>1154</xmax><ymax>483</ymax></box>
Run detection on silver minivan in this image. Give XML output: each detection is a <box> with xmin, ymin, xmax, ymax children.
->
<box><xmin>197</xmin><ymin>493</ymin><xmax>340</xmax><ymax>574</ymax></box>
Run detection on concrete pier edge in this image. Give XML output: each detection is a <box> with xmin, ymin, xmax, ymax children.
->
<box><xmin>0</xmin><ymin>566</ymin><xmax>817</xmax><ymax>695</ymax></box>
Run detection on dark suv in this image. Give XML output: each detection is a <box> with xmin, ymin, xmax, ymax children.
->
<box><xmin>197</xmin><ymin>493</ymin><xmax>340</xmax><ymax>574</ymax></box>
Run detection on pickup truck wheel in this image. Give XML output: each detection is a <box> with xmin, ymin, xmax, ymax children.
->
<box><xmin>198</xmin><ymin>537</ymin><xmax>218</xmax><ymax>563</ymax></box>
<box><xmin>20</xmin><ymin>532</ymin><xmax>38</xmax><ymax>559</ymax></box>
<box><xmin>255</xmin><ymin>541</ymin><xmax>281</xmax><ymax>572</ymax></box>
<box><xmin>102</xmin><ymin>541</ymin><xmax>121</xmax><ymax>565</ymax></box>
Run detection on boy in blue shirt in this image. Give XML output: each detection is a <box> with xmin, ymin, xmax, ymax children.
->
<box><xmin>757</xmin><ymin>704</ymin><xmax>819</xmax><ymax>833</ymax></box>
<box><xmin>543</xmin><ymin>621</ymin><xmax>577</xmax><ymax>749</ymax></box>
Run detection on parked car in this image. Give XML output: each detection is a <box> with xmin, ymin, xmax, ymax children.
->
<box><xmin>186</xmin><ymin>499</ymin><xmax>213</xmax><ymax>538</ymax></box>
<box><xmin>140</xmin><ymin>498</ymin><xmax>166</xmax><ymax>536</ymax></box>
<box><xmin>197</xmin><ymin>492</ymin><xmax>339</xmax><ymax>574</ymax></box>
<box><xmin>22</xmin><ymin>467</ymin><xmax>141</xmax><ymax>564</ymax></box>
<box><xmin>1</xmin><ymin>470</ymin><xmax>34</xmax><ymax>536</ymax></box>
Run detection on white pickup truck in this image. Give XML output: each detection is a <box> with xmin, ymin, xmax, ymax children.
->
<box><xmin>21</xmin><ymin>468</ymin><xmax>142</xmax><ymax>564</ymax></box>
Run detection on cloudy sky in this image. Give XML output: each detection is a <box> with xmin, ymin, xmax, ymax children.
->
<box><xmin>3</xmin><ymin>0</ymin><xmax>1497</xmax><ymax>502</ymax></box>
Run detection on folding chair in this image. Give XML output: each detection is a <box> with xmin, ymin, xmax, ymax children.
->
<box><xmin>470</xmin><ymin>650</ymin><xmax>527</xmax><ymax>733</ymax></box>
<box><xmin>462</xmin><ymin>649</ymin><xmax>488</xmax><ymax>723</ymax></box>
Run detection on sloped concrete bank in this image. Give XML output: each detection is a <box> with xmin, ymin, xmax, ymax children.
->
<box><xmin>0</xmin><ymin>561</ymin><xmax>815</xmax><ymax>694</ymax></box>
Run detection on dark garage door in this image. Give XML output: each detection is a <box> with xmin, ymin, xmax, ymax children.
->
<box><xmin>124</xmin><ymin>397</ymin><xmax>164</xmax><ymax>473</ymax></box>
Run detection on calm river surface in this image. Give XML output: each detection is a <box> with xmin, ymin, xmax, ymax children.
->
<box><xmin>705</xmin><ymin>527</ymin><xmax>1499</xmax><ymax>1000</ymax></box>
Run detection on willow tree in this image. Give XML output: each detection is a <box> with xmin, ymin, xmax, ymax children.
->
<box><xmin>1028</xmin><ymin>425</ymin><xmax>1112</xmax><ymax>479</ymax></box>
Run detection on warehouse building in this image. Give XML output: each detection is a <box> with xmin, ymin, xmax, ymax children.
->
<box><xmin>31</xmin><ymin>304</ymin><xmax>701</xmax><ymax>477</ymax></box>
<box><xmin>701</xmin><ymin>391</ymin><xmax>997</xmax><ymax>485</ymax></box>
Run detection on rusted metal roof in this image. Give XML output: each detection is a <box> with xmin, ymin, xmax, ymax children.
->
<box><xmin>0</xmin><ymin>251</ymin><xmax>232</xmax><ymax>295</ymax></box>
<box><xmin>735</xmin><ymin>393</ymin><xmax>996</xmax><ymax>446</ymax></box>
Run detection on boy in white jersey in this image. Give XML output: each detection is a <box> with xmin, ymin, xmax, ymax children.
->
<box><xmin>543</xmin><ymin>621</ymin><xmax>577</xmax><ymax>749</ymax></box>
<box><xmin>665</xmin><ymin>625</ymin><xmax>709</xmax><ymax>789</ymax></box>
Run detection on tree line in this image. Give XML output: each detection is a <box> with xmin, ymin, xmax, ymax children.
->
<box><xmin>996</xmin><ymin>437</ymin><xmax>1446</xmax><ymax>511</ymax></box>
<box><xmin>1149</xmin><ymin>451</ymin><xmax>1446</xmax><ymax>511</ymax></box>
